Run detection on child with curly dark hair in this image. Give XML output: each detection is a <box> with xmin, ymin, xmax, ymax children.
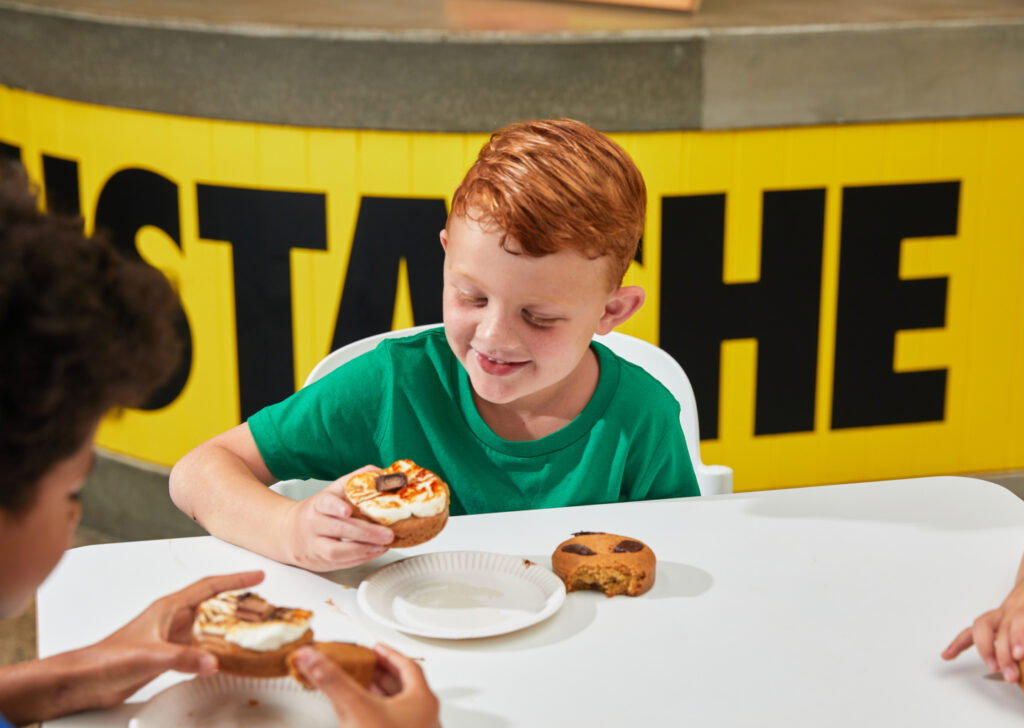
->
<box><xmin>0</xmin><ymin>166</ymin><xmax>439</xmax><ymax>728</ymax></box>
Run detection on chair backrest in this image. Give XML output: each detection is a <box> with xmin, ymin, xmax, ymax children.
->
<box><xmin>279</xmin><ymin>324</ymin><xmax>732</xmax><ymax>498</ymax></box>
<box><xmin>302</xmin><ymin>323</ymin><xmax>442</xmax><ymax>387</ymax></box>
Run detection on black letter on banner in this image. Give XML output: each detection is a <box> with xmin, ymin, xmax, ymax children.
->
<box><xmin>42</xmin><ymin>155</ymin><xmax>81</xmax><ymax>218</ymax></box>
<box><xmin>660</xmin><ymin>190</ymin><xmax>825</xmax><ymax>439</ymax></box>
<box><xmin>331</xmin><ymin>197</ymin><xmax>445</xmax><ymax>349</ymax></box>
<box><xmin>832</xmin><ymin>182</ymin><xmax>958</xmax><ymax>429</ymax></box>
<box><xmin>0</xmin><ymin>141</ymin><xmax>20</xmax><ymax>164</ymax></box>
<box><xmin>95</xmin><ymin>169</ymin><xmax>192</xmax><ymax>410</ymax></box>
<box><xmin>197</xmin><ymin>185</ymin><xmax>327</xmax><ymax>420</ymax></box>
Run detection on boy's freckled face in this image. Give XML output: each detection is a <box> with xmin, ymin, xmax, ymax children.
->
<box><xmin>441</xmin><ymin>214</ymin><xmax>615</xmax><ymax>413</ymax></box>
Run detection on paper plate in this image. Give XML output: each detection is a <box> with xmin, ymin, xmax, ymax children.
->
<box><xmin>128</xmin><ymin>674</ymin><xmax>335</xmax><ymax>727</ymax></box>
<box><xmin>357</xmin><ymin>550</ymin><xmax>566</xmax><ymax>639</ymax></box>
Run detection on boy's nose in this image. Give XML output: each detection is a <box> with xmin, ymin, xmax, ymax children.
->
<box><xmin>476</xmin><ymin>308</ymin><xmax>518</xmax><ymax>350</ymax></box>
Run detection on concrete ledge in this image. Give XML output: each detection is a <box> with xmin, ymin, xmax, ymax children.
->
<box><xmin>703</xmin><ymin>22</ymin><xmax>1024</xmax><ymax>128</ymax></box>
<box><xmin>1</xmin><ymin>3</ymin><xmax>1022</xmax><ymax>131</ymax></box>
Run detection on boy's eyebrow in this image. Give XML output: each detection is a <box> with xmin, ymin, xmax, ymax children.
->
<box><xmin>450</xmin><ymin>268</ymin><xmax>575</xmax><ymax>308</ymax></box>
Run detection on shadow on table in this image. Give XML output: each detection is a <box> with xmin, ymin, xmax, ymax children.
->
<box><xmin>649</xmin><ymin>560</ymin><xmax>714</xmax><ymax>599</ymax></box>
<box><xmin>437</xmin><ymin>687</ymin><xmax>511</xmax><ymax>728</ymax></box>
<box><xmin>740</xmin><ymin>479</ymin><xmax>1024</xmax><ymax>531</ymax></box>
<box><xmin>324</xmin><ymin>551</ymin><xmax>407</xmax><ymax>589</ymax></box>
<box><xmin>936</xmin><ymin>659</ymin><xmax>1024</xmax><ymax>717</ymax></box>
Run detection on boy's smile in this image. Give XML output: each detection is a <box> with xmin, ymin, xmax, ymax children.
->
<box><xmin>440</xmin><ymin>214</ymin><xmax>643</xmax><ymax>440</ymax></box>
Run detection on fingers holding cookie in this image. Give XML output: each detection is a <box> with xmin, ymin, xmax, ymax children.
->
<box><xmin>282</xmin><ymin>467</ymin><xmax>398</xmax><ymax>571</ymax></box>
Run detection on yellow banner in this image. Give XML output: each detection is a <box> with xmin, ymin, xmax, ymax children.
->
<box><xmin>2</xmin><ymin>85</ymin><xmax>1022</xmax><ymax>491</ymax></box>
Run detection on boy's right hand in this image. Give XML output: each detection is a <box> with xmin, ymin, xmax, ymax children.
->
<box><xmin>283</xmin><ymin>466</ymin><xmax>395</xmax><ymax>571</ymax></box>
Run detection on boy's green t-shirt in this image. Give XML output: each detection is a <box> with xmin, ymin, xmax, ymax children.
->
<box><xmin>249</xmin><ymin>328</ymin><xmax>700</xmax><ymax>516</ymax></box>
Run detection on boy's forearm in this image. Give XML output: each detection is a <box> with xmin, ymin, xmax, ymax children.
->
<box><xmin>1015</xmin><ymin>552</ymin><xmax>1024</xmax><ymax>587</ymax></box>
<box><xmin>169</xmin><ymin>445</ymin><xmax>297</xmax><ymax>565</ymax></box>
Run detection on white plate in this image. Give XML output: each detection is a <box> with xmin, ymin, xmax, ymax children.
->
<box><xmin>357</xmin><ymin>550</ymin><xmax>566</xmax><ymax>639</ymax></box>
<box><xmin>128</xmin><ymin>674</ymin><xmax>335</xmax><ymax>727</ymax></box>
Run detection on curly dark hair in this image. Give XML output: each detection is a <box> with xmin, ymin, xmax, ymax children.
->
<box><xmin>0</xmin><ymin>165</ymin><xmax>181</xmax><ymax>512</ymax></box>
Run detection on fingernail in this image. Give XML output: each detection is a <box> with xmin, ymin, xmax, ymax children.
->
<box><xmin>1014</xmin><ymin>645</ymin><xmax>1024</xmax><ymax>660</ymax></box>
<box><xmin>1003</xmin><ymin>668</ymin><xmax>1015</xmax><ymax>682</ymax></box>
<box><xmin>987</xmin><ymin>658</ymin><xmax>999</xmax><ymax>672</ymax></box>
<box><xmin>200</xmin><ymin>654</ymin><xmax>217</xmax><ymax>672</ymax></box>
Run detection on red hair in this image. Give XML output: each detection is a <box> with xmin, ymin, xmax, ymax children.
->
<box><xmin>450</xmin><ymin>119</ymin><xmax>645</xmax><ymax>288</ymax></box>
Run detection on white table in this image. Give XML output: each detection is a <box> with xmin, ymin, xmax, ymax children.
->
<box><xmin>37</xmin><ymin>476</ymin><xmax>1024</xmax><ymax>726</ymax></box>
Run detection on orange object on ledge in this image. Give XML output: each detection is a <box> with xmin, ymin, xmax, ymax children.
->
<box><xmin>564</xmin><ymin>0</ymin><xmax>699</xmax><ymax>11</ymax></box>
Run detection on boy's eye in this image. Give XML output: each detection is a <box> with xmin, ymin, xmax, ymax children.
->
<box><xmin>523</xmin><ymin>310</ymin><xmax>559</xmax><ymax>328</ymax></box>
<box><xmin>460</xmin><ymin>294</ymin><xmax>486</xmax><ymax>306</ymax></box>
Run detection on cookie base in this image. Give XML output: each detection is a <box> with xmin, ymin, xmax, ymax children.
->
<box><xmin>287</xmin><ymin>641</ymin><xmax>376</xmax><ymax>688</ymax></box>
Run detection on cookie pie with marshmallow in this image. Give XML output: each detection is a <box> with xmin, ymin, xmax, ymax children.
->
<box><xmin>192</xmin><ymin>590</ymin><xmax>377</xmax><ymax>684</ymax></box>
<box><xmin>343</xmin><ymin>459</ymin><xmax>450</xmax><ymax>548</ymax></box>
<box><xmin>191</xmin><ymin>590</ymin><xmax>314</xmax><ymax>677</ymax></box>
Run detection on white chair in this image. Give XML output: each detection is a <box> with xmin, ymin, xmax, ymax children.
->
<box><xmin>272</xmin><ymin>324</ymin><xmax>732</xmax><ymax>499</ymax></box>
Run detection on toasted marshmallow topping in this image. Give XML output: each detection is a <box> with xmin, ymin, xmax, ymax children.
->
<box><xmin>193</xmin><ymin>590</ymin><xmax>311</xmax><ymax>652</ymax></box>
<box><xmin>344</xmin><ymin>459</ymin><xmax>448</xmax><ymax>526</ymax></box>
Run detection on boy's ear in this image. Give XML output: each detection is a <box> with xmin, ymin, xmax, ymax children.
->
<box><xmin>439</xmin><ymin>228</ymin><xmax>448</xmax><ymax>251</ymax></box>
<box><xmin>596</xmin><ymin>285</ymin><xmax>645</xmax><ymax>335</ymax></box>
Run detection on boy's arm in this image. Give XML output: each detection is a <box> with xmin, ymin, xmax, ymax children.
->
<box><xmin>169</xmin><ymin>423</ymin><xmax>393</xmax><ymax>570</ymax></box>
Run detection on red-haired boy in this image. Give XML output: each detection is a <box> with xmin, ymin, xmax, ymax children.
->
<box><xmin>171</xmin><ymin>119</ymin><xmax>701</xmax><ymax>571</ymax></box>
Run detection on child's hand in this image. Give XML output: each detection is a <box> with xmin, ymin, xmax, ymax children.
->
<box><xmin>943</xmin><ymin>580</ymin><xmax>1024</xmax><ymax>683</ymax></box>
<box><xmin>0</xmin><ymin>571</ymin><xmax>265</xmax><ymax>724</ymax></box>
<box><xmin>283</xmin><ymin>466</ymin><xmax>395</xmax><ymax>571</ymax></box>
<box><xmin>292</xmin><ymin>642</ymin><xmax>440</xmax><ymax>728</ymax></box>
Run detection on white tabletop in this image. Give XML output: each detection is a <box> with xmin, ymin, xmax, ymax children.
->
<box><xmin>37</xmin><ymin>476</ymin><xmax>1024</xmax><ymax>726</ymax></box>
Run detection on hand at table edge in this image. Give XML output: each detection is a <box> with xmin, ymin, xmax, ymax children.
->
<box><xmin>942</xmin><ymin>553</ymin><xmax>1024</xmax><ymax>686</ymax></box>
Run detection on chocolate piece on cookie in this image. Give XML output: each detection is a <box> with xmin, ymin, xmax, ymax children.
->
<box><xmin>561</xmin><ymin>543</ymin><xmax>595</xmax><ymax>556</ymax></box>
<box><xmin>376</xmin><ymin>472</ymin><xmax>407</xmax><ymax>492</ymax></box>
